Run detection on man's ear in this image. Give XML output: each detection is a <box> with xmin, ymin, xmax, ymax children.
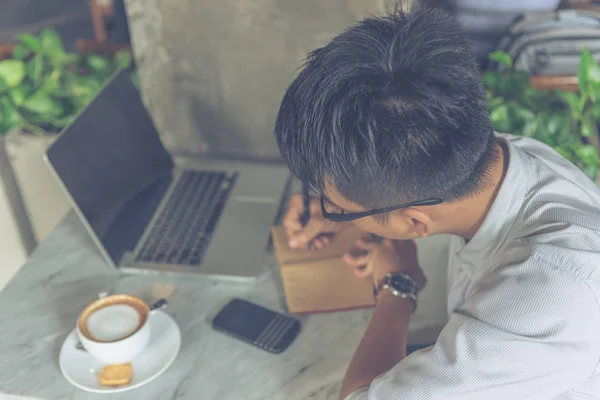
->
<box><xmin>403</xmin><ymin>208</ymin><xmax>431</xmax><ymax>238</ymax></box>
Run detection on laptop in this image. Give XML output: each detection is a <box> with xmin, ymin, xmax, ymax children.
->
<box><xmin>45</xmin><ymin>70</ymin><xmax>290</xmax><ymax>279</ymax></box>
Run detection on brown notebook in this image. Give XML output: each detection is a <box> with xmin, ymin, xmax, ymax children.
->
<box><xmin>271</xmin><ymin>225</ymin><xmax>376</xmax><ymax>314</ymax></box>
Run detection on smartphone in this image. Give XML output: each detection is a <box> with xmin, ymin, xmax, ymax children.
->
<box><xmin>212</xmin><ymin>299</ymin><xmax>301</xmax><ymax>354</ymax></box>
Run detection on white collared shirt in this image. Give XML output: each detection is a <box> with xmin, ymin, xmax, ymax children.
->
<box><xmin>347</xmin><ymin>134</ymin><xmax>600</xmax><ymax>400</ymax></box>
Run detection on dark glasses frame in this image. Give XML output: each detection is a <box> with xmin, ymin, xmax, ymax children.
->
<box><xmin>320</xmin><ymin>196</ymin><xmax>443</xmax><ymax>222</ymax></box>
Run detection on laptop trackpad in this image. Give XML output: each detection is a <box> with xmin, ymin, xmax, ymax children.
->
<box><xmin>200</xmin><ymin>200</ymin><xmax>275</xmax><ymax>278</ymax></box>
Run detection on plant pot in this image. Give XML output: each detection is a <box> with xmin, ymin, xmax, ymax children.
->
<box><xmin>0</xmin><ymin>135</ymin><xmax>36</xmax><ymax>289</ymax></box>
<box><xmin>3</xmin><ymin>130</ymin><xmax>71</xmax><ymax>243</ymax></box>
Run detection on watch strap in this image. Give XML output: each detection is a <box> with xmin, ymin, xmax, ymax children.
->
<box><xmin>372</xmin><ymin>276</ymin><xmax>387</xmax><ymax>300</ymax></box>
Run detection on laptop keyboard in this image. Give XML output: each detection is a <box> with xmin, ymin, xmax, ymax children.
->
<box><xmin>136</xmin><ymin>170</ymin><xmax>238</xmax><ymax>266</ymax></box>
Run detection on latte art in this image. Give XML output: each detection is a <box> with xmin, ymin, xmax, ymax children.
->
<box><xmin>78</xmin><ymin>294</ymin><xmax>149</xmax><ymax>343</ymax></box>
<box><xmin>86</xmin><ymin>304</ymin><xmax>142</xmax><ymax>342</ymax></box>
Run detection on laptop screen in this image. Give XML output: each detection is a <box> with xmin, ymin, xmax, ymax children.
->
<box><xmin>46</xmin><ymin>70</ymin><xmax>174</xmax><ymax>266</ymax></box>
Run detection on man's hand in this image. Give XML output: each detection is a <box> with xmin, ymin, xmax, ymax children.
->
<box><xmin>339</xmin><ymin>239</ymin><xmax>426</xmax><ymax>400</ymax></box>
<box><xmin>343</xmin><ymin>239</ymin><xmax>427</xmax><ymax>291</ymax></box>
<box><xmin>283</xmin><ymin>193</ymin><xmax>344</xmax><ymax>250</ymax></box>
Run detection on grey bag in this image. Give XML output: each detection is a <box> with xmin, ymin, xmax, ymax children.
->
<box><xmin>492</xmin><ymin>9</ymin><xmax>600</xmax><ymax>75</ymax></box>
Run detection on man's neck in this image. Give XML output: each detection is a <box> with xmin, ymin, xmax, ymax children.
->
<box><xmin>435</xmin><ymin>141</ymin><xmax>508</xmax><ymax>239</ymax></box>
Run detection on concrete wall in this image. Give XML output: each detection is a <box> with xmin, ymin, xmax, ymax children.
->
<box><xmin>124</xmin><ymin>0</ymin><xmax>401</xmax><ymax>160</ymax></box>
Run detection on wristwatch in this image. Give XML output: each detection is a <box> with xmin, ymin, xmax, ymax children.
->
<box><xmin>373</xmin><ymin>272</ymin><xmax>418</xmax><ymax>312</ymax></box>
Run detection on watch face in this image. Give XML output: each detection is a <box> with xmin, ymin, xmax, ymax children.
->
<box><xmin>389</xmin><ymin>274</ymin><xmax>415</xmax><ymax>294</ymax></box>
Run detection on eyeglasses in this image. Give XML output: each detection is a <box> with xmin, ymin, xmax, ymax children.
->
<box><xmin>320</xmin><ymin>196</ymin><xmax>443</xmax><ymax>222</ymax></box>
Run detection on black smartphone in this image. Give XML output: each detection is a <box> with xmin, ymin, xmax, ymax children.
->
<box><xmin>212</xmin><ymin>298</ymin><xmax>301</xmax><ymax>354</ymax></box>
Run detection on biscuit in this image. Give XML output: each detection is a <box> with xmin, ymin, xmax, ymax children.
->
<box><xmin>98</xmin><ymin>363</ymin><xmax>133</xmax><ymax>387</ymax></box>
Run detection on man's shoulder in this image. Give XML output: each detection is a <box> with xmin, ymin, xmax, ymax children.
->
<box><xmin>503</xmin><ymin>135</ymin><xmax>600</xmax><ymax>244</ymax></box>
<box><xmin>497</xmin><ymin>135</ymin><xmax>600</xmax><ymax>282</ymax></box>
<box><xmin>501</xmin><ymin>133</ymin><xmax>598</xmax><ymax>193</ymax></box>
<box><xmin>504</xmin><ymin>213</ymin><xmax>600</xmax><ymax>289</ymax></box>
<box><xmin>508</xmin><ymin>195</ymin><xmax>600</xmax><ymax>277</ymax></box>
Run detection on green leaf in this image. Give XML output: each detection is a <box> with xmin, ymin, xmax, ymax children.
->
<box><xmin>486</xmin><ymin>94</ymin><xmax>504</xmax><ymax>110</ymax></box>
<box><xmin>16</xmin><ymin>33</ymin><xmax>41</xmax><ymax>52</ymax></box>
<box><xmin>577</xmin><ymin>145</ymin><xmax>600</xmax><ymax>166</ymax></box>
<box><xmin>513</xmin><ymin>105</ymin><xmax>535</xmax><ymax>123</ymax></box>
<box><xmin>9</xmin><ymin>86</ymin><xmax>28</xmax><ymax>106</ymax></box>
<box><xmin>22</xmin><ymin>91</ymin><xmax>56</xmax><ymax>115</ymax></box>
<box><xmin>512</xmin><ymin>71</ymin><xmax>531</xmax><ymax>92</ymax></box>
<box><xmin>581</xmin><ymin>117</ymin><xmax>596</xmax><ymax>137</ymax></box>
<box><xmin>0</xmin><ymin>76</ymin><xmax>7</xmax><ymax>92</ymax></box>
<box><xmin>50</xmin><ymin>101</ymin><xmax>65</xmax><ymax>117</ymax></box>
<box><xmin>579</xmin><ymin>49</ymin><xmax>592</xmax><ymax>94</ymax></box>
<box><xmin>556</xmin><ymin>146</ymin><xmax>573</xmax><ymax>160</ymax></box>
<box><xmin>39</xmin><ymin>68</ymin><xmax>61</xmax><ymax>94</ymax></box>
<box><xmin>40</xmin><ymin>28</ymin><xmax>65</xmax><ymax>60</ymax></box>
<box><xmin>578</xmin><ymin>48</ymin><xmax>600</xmax><ymax>95</ymax></box>
<box><xmin>86</xmin><ymin>54</ymin><xmax>111</xmax><ymax>74</ymax></box>
<box><xmin>531</xmin><ymin>115</ymin><xmax>548</xmax><ymax>141</ymax></box>
<box><xmin>523</xmin><ymin>87</ymin><xmax>552</xmax><ymax>111</ymax></box>
<box><xmin>483</xmin><ymin>71</ymin><xmax>501</xmax><ymax>92</ymax></box>
<box><xmin>29</xmin><ymin>110</ymin><xmax>70</xmax><ymax>128</ymax></box>
<box><xmin>522</xmin><ymin>117</ymin><xmax>540</xmax><ymax>138</ymax></box>
<box><xmin>556</xmin><ymin>112</ymin><xmax>574</xmax><ymax>143</ymax></box>
<box><xmin>593</xmin><ymin>103</ymin><xmax>600</xmax><ymax>120</ymax></box>
<box><xmin>589</xmin><ymin>81</ymin><xmax>600</xmax><ymax>104</ymax></box>
<box><xmin>25</xmin><ymin>55</ymin><xmax>44</xmax><ymax>84</ymax></box>
<box><xmin>489</xmin><ymin>51</ymin><xmax>513</xmax><ymax>69</ymax></box>
<box><xmin>556</xmin><ymin>90</ymin><xmax>581</xmax><ymax>115</ymax></box>
<box><xmin>0</xmin><ymin>97</ymin><xmax>23</xmax><ymax>133</ymax></box>
<box><xmin>74</xmin><ymin>74</ymin><xmax>104</xmax><ymax>94</ymax></box>
<box><xmin>53</xmin><ymin>115</ymin><xmax>73</xmax><ymax>129</ymax></box>
<box><xmin>490</xmin><ymin>104</ymin><xmax>511</xmax><ymax>132</ymax></box>
<box><xmin>578</xmin><ymin>95</ymin><xmax>588</xmax><ymax>118</ymax></box>
<box><xmin>61</xmin><ymin>53</ymin><xmax>80</xmax><ymax>65</ymax></box>
<box><xmin>72</xmin><ymin>94</ymin><xmax>93</xmax><ymax>111</ymax></box>
<box><xmin>12</xmin><ymin>44</ymin><xmax>30</xmax><ymax>60</ymax></box>
<box><xmin>546</xmin><ymin>113</ymin><xmax>569</xmax><ymax>136</ymax></box>
<box><xmin>67</xmin><ymin>81</ymin><xmax>94</xmax><ymax>98</ymax></box>
<box><xmin>114</xmin><ymin>51</ymin><xmax>132</xmax><ymax>70</ymax></box>
<box><xmin>33</xmin><ymin>54</ymin><xmax>44</xmax><ymax>84</ymax></box>
<box><xmin>0</xmin><ymin>60</ymin><xmax>25</xmax><ymax>88</ymax></box>
<box><xmin>496</xmin><ymin>77</ymin><xmax>515</xmax><ymax>99</ymax></box>
<box><xmin>583</xmin><ymin>164</ymin><xmax>599</xmax><ymax>180</ymax></box>
<box><xmin>25</xmin><ymin>59</ymin><xmax>35</xmax><ymax>80</ymax></box>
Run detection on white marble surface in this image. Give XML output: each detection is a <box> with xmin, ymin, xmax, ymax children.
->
<box><xmin>0</xmin><ymin>212</ymin><xmax>449</xmax><ymax>400</ymax></box>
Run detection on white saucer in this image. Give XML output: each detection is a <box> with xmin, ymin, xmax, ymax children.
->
<box><xmin>59</xmin><ymin>310</ymin><xmax>181</xmax><ymax>393</ymax></box>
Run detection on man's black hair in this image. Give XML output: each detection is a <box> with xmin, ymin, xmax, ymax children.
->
<box><xmin>274</xmin><ymin>7</ymin><xmax>496</xmax><ymax>212</ymax></box>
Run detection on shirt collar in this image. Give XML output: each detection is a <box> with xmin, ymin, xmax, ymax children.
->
<box><xmin>456</xmin><ymin>137</ymin><xmax>530</xmax><ymax>266</ymax></box>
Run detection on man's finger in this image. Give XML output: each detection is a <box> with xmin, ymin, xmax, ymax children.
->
<box><xmin>354</xmin><ymin>263</ymin><xmax>373</xmax><ymax>279</ymax></box>
<box><xmin>310</xmin><ymin>236</ymin><xmax>329</xmax><ymax>250</ymax></box>
<box><xmin>289</xmin><ymin>219</ymin><xmax>324</xmax><ymax>248</ymax></box>
<box><xmin>282</xmin><ymin>197</ymin><xmax>304</xmax><ymax>235</ymax></box>
<box><xmin>354</xmin><ymin>238</ymin><xmax>379</xmax><ymax>251</ymax></box>
<box><xmin>342</xmin><ymin>252</ymin><xmax>371</xmax><ymax>267</ymax></box>
<box><xmin>310</xmin><ymin>239</ymin><xmax>322</xmax><ymax>251</ymax></box>
<box><xmin>318</xmin><ymin>236</ymin><xmax>330</xmax><ymax>246</ymax></box>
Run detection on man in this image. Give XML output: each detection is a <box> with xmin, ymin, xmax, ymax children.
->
<box><xmin>275</xmin><ymin>7</ymin><xmax>600</xmax><ymax>400</ymax></box>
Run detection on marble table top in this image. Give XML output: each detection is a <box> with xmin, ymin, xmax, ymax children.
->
<box><xmin>0</xmin><ymin>212</ymin><xmax>449</xmax><ymax>400</ymax></box>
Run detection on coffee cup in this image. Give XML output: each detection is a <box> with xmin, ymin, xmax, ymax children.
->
<box><xmin>76</xmin><ymin>294</ymin><xmax>151</xmax><ymax>364</ymax></box>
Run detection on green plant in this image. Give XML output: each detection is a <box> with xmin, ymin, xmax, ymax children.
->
<box><xmin>484</xmin><ymin>49</ymin><xmax>600</xmax><ymax>180</ymax></box>
<box><xmin>0</xmin><ymin>28</ymin><xmax>134</xmax><ymax>135</ymax></box>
